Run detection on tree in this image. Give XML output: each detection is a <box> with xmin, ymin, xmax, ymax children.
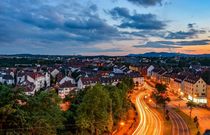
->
<box><xmin>155</xmin><ymin>83</ymin><xmax>167</xmax><ymax>93</ymax></box>
<box><xmin>75</xmin><ymin>84</ymin><xmax>112</xmax><ymax>134</ymax></box>
<box><xmin>152</xmin><ymin>83</ymin><xmax>170</xmax><ymax>111</ymax></box>
<box><xmin>26</xmin><ymin>91</ymin><xmax>65</xmax><ymax>135</ymax></box>
<box><xmin>0</xmin><ymin>85</ymin><xmax>65</xmax><ymax>134</ymax></box>
<box><xmin>186</xmin><ymin>101</ymin><xmax>197</xmax><ymax>118</ymax></box>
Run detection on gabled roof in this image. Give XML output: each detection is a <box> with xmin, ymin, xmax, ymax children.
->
<box><xmin>184</xmin><ymin>75</ymin><xmax>201</xmax><ymax>84</ymax></box>
<box><xmin>59</xmin><ymin>81</ymin><xmax>76</xmax><ymax>88</ymax></box>
<box><xmin>3</xmin><ymin>75</ymin><xmax>14</xmax><ymax>80</ymax></box>
<box><xmin>27</xmin><ymin>72</ymin><xmax>44</xmax><ymax>79</ymax></box>
<box><xmin>127</xmin><ymin>72</ymin><xmax>142</xmax><ymax>78</ymax></box>
<box><xmin>17</xmin><ymin>81</ymin><xmax>35</xmax><ymax>92</ymax></box>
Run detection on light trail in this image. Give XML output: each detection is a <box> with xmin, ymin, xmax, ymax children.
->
<box><xmin>132</xmin><ymin>92</ymin><xmax>162</xmax><ymax>135</ymax></box>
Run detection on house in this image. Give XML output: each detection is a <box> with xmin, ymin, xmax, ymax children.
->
<box><xmin>59</xmin><ymin>76</ymin><xmax>75</xmax><ymax>85</ymax></box>
<box><xmin>183</xmin><ymin>76</ymin><xmax>207</xmax><ymax>104</ymax></box>
<box><xmin>170</xmin><ymin>74</ymin><xmax>187</xmax><ymax>96</ymax></box>
<box><xmin>58</xmin><ymin>81</ymin><xmax>77</xmax><ymax>99</ymax></box>
<box><xmin>129</xmin><ymin>65</ymin><xmax>140</xmax><ymax>72</ymax></box>
<box><xmin>161</xmin><ymin>73</ymin><xmax>171</xmax><ymax>85</ymax></box>
<box><xmin>19</xmin><ymin>81</ymin><xmax>36</xmax><ymax>95</ymax></box>
<box><xmin>147</xmin><ymin>65</ymin><xmax>155</xmax><ymax>77</ymax></box>
<box><xmin>17</xmin><ymin>71</ymin><xmax>26</xmax><ymax>84</ymax></box>
<box><xmin>50</xmin><ymin>68</ymin><xmax>60</xmax><ymax>78</ymax></box>
<box><xmin>127</xmin><ymin>72</ymin><xmax>144</xmax><ymax>85</ymax></box>
<box><xmin>99</xmin><ymin>77</ymin><xmax>122</xmax><ymax>86</ymax></box>
<box><xmin>26</xmin><ymin>72</ymin><xmax>50</xmax><ymax>92</ymax></box>
<box><xmin>151</xmin><ymin>68</ymin><xmax>166</xmax><ymax>83</ymax></box>
<box><xmin>113</xmin><ymin>65</ymin><xmax>124</xmax><ymax>74</ymax></box>
<box><xmin>2</xmin><ymin>75</ymin><xmax>15</xmax><ymax>85</ymax></box>
<box><xmin>77</xmin><ymin>77</ymin><xmax>99</xmax><ymax>89</ymax></box>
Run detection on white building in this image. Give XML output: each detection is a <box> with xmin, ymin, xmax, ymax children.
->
<box><xmin>2</xmin><ymin>75</ymin><xmax>15</xmax><ymax>85</ymax></box>
<box><xmin>183</xmin><ymin>76</ymin><xmax>207</xmax><ymax>104</ymax></box>
<box><xmin>147</xmin><ymin>65</ymin><xmax>155</xmax><ymax>77</ymax></box>
<box><xmin>59</xmin><ymin>76</ymin><xmax>75</xmax><ymax>85</ymax></box>
<box><xmin>77</xmin><ymin>77</ymin><xmax>99</xmax><ymax>89</ymax></box>
<box><xmin>58</xmin><ymin>81</ymin><xmax>77</xmax><ymax>99</ymax></box>
<box><xmin>50</xmin><ymin>68</ymin><xmax>60</xmax><ymax>78</ymax></box>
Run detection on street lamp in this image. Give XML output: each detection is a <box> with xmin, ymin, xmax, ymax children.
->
<box><xmin>120</xmin><ymin>121</ymin><xmax>125</xmax><ymax>126</ymax></box>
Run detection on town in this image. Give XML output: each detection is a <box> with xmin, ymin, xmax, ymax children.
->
<box><xmin>1</xmin><ymin>0</ymin><xmax>210</xmax><ymax>134</ymax></box>
<box><xmin>1</xmin><ymin>54</ymin><xmax>210</xmax><ymax>134</ymax></box>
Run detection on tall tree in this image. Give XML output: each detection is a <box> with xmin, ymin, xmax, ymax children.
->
<box><xmin>75</xmin><ymin>84</ymin><xmax>112</xmax><ymax>134</ymax></box>
<box><xmin>152</xmin><ymin>83</ymin><xmax>170</xmax><ymax>111</ymax></box>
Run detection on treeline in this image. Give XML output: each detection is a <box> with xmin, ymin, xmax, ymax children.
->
<box><xmin>0</xmin><ymin>78</ymin><xmax>134</xmax><ymax>135</ymax></box>
<box><xmin>0</xmin><ymin>58</ymin><xmax>63</xmax><ymax>67</ymax></box>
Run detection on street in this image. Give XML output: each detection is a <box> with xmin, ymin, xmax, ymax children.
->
<box><xmin>145</xmin><ymin>82</ymin><xmax>190</xmax><ymax>135</ymax></box>
<box><xmin>132</xmin><ymin>91</ymin><xmax>162</xmax><ymax>135</ymax></box>
<box><xmin>169</xmin><ymin>109</ymin><xmax>190</xmax><ymax>135</ymax></box>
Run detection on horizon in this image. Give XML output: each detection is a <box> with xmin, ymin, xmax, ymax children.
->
<box><xmin>0</xmin><ymin>0</ymin><xmax>210</xmax><ymax>55</ymax></box>
<box><xmin>1</xmin><ymin>51</ymin><xmax>210</xmax><ymax>57</ymax></box>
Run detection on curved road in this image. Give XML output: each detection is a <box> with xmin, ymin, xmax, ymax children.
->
<box><xmin>132</xmin><ymin>92</ymin><xmax>162</xmax><ymax>135</ymax></box>
<box><xmin>145</xmin><ymin>81</ymin><xmax>190</xmax><ymax>135</ymax></box>
<box><xmin>169</xmin><ymin>110</ymin><xmax>190</xmax><ymax>135</ymax></box>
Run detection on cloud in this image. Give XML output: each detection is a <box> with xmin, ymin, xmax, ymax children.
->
<box><xmin>0</xmin><ymin>1</ymin><xmax>127</xmax><ymax>45</ymax></box>
<box><xmin>165</xmin><ymin>24</ymin><xmax>206</xmax><ymax>39</ymax></box>
<box><xmin>133</xmin><ymin>40</ymin><xmax>210</xmax><ymax>48</ymax></box>
<box><xmin>127</xmin><ymin>0</ymin><xmax>163</xmax><ymax>7</ymax></box>
<box><xmin>188</xmin><ymin>23</ymin><xmax>196</xmax><ymax>29</ymax></box>
<box><xmin>175</xmin><ymin>40</ymin><xmax>210</xmax><ymax>46</ymax></box>
<box><xmin>134</xmin><ymin>41</ymin><xmax>181</xmax><ymax>48</ymax></box>
<box><xmin>109</xmin><ymin>7</ymin><xmax>166</xmax><ymax>30</ymax></box>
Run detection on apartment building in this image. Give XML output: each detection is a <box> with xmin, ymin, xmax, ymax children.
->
<box><xmin>183</xmin><ymin>76</ymin><xmax>207</xmax><ymax>104</ymax></box>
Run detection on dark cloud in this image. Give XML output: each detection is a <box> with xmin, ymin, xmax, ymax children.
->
<box><xmin>0</xmin><ymin>0</ymin><xmax>128</xmax><ymax>54</ymax></box>
<box><xmin>176</xmin><ymin>40</ymin><xmax>210</xmax><ymax>46</ymax></box>
<box><xmin>188</xmin><ymin>23</ymin><xmax>196</xmax><ymax>28</ymax></box>
<box><xmin>133</xmin><ymin>41</ymin><xmax>181</xmax><ymax>48</ymax></box>
<box><xmin>133</xmin><ymin>40</ymin><xmax>210</xmax><ymax>48</ymax></box>
<box><xmin>109</xmin><ymin>7</ymin><xmax>166</xmax><ymax>30</ymax></box>
<box><xmin>165</xmin><ymin>29</ymin><xmax>206</xmax><ymax>39</ymax></box>
<box><xmin>165</xmin><ymin>24</ymin><xmax>206</xmax><ymax>39</ymax></box>
<box><xmin>127</xmin><ymin>0</ymin><xmax>162</xmax><ymax>6</ymax></box>
<box><xmin>165</xmin><ymin>30</ymin><xmax>198</xmax><ymax>39</ymax></box>
<box><xmin>122</xmin><ymin>30</ymin><xmax>166</xmax><ymax>38</ymax></box>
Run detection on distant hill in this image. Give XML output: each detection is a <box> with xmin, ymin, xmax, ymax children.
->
<box><xmin>127</xmin><ymin>52</ymin><xmax>210</xmax><ymax>57</ymax></box>
<box><xmin>1</xmin><ymin>52</ymin><xmax>210</xmax><ymax>58</ymax></box>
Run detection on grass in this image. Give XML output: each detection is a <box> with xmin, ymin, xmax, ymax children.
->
<box><xmin>173</xmin><ymin>108</ymin><xmax>200</xmax><ymax>135</ymax></box>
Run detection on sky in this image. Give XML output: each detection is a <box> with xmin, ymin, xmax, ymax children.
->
<box><xmin>0</xmin><ymin>0</ymin><xmax>210</xmax><ymax>55</ymax></box>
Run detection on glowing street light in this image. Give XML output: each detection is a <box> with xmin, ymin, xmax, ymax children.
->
<box><xmin>120</xmin><ymin>121</ymin><xmax>125</xmax><ymax>126</ymax></box>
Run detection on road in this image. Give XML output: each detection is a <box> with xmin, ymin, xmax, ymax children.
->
<box><xmin>168</xmin><ymin>93</ymin><xmax>210</xmax><ymax>133</ymax></box>
<box><xmin>169</xmin><ymin>109</ymin><xmax>190</xmax><ymax>135</ymax></box>
<box><xmin>145</xmin><ymin>81</ymin><xmax>190</xmax><ymax>135</ymax></box>
<box><xmin>132</xmin><ymin>91</ymin><xmax>162</xmax><ymax>135</ymax></box>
